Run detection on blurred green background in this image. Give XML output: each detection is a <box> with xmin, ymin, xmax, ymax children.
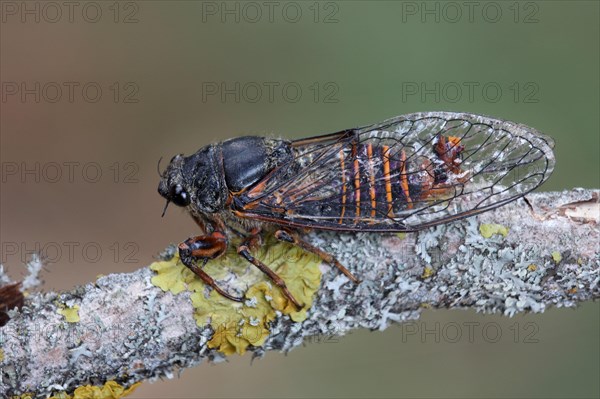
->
<box><xmin>1</xmin><ymin>1</ymin><xmax>598</xmax><ymax>398</ymax></box>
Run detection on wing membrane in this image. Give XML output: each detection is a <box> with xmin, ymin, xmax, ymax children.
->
<box><xmin>233</xmin><ymin>112</ymin><xmax>555</xmax><ymax>232</ymax></box>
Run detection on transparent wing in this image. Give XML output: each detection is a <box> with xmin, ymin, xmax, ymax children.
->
<box><xmin>233</xmin><ymin>112</ymin><xmax>555</xmax><ymax>232</ymax></box>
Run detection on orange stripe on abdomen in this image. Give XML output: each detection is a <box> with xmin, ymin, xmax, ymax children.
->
<box><xmin>339</xmin><ymin>143</ymin><xmax>417</xmax><ymax>223</ymax></box>
<box><xmin>339</xmin><ymin>149</ymin><xmax>347</xmax><ymax>224</ymax></box>
<box><xmin>399</xmin><ymin>149</ymin><xmax>412</xmax><ymax>209</ymax></box>
<box><xmin>352</xmin><ymin>141</ymin><xmax>361</xmax><ymax>222</ymax></box>
<box><xmin>382</xmin><ymin>145</ymin><xmax>394</xmax><ymax>218</ymax></box>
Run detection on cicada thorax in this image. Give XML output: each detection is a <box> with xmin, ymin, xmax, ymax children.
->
<box><xmin>221</xmin><ymin>136</ymin><xmax>295</xmax><ymax>194</ymax></box>
<box><xmin>182</xmin><ymin>136</ymin><xmax>294</xmax><ymax>213</ymax></box>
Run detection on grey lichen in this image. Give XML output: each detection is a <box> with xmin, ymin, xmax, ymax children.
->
<box><xmin>0</xmin><ymin>189</ymin><xmax>598</xmax><ymax>398</ymax></box>
<box><xmin>21</xmin><ymin>254</ymin><xmax>45</xmax><ymax>291</ymax></box>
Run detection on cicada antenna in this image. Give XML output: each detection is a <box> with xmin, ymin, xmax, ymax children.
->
<box><xmin>157</xmin><ymin>156</ymin><xmax>164</xmax><ymax>177</ymax></box>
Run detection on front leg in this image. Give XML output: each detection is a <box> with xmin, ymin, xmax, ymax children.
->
<box><xmin>178</xmin><ymin>232</ymin><xmax>244</xmax><ymax>302</ymax></box>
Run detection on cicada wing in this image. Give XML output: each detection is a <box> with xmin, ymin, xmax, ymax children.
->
<box><xmin>233</xmin><ymin>112</ymin><xmax>555</xmax><ymax>232</ymax></box>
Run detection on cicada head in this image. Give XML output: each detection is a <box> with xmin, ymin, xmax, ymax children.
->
<box><xmin>158</xmin><ymin>145</ymin><xmax>228</xmax><ymax>216</ymax></box>
<box><xmin>158</xmin><ymin>153</ymin><xmax>191</xmax><ymax>215</ymax></box>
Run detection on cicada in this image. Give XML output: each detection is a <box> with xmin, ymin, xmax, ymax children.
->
<box><xmin>158</xmin><ymin>112</ymin><xmax>555</xmax><ymax>307</ymax></box>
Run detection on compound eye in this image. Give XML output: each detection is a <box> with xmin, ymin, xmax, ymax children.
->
<box><xmin>171</xmin><ymin>184</ymin><xmax>190</xmax><ymax>207</ymax></box>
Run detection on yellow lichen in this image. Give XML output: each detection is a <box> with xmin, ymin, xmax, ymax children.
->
<box><xmin>527</xmin><ymin>264</ymin><xmax>537</xmax><ymax>272</ymax></box>
<box><xmin>150</xmin><ymin>257</ymin><xmax>196</xmax><ymax>295</ymax></box>
<box><xmin>48</xmin><ymin>381</ymin><xmax>141</xmax><ymax>399</ymax></box>
<box><xmin>0</xmin><ymin>348</ymin><xmax>4</xmax><ymax>362</ymax></box>
<box><xmin>552</xmin><ymin>251</ymin><xmax>562</xmax><ymax>264</ymax></box>
<box><xmin>396</xmin><ymin>232</ymin><xmax>407</xmax><ymax>240</ymax></box>
<box><xmin>57</xmin><ymin>305</ymin><xmax>80</xmax><ymax>323</ymax></box>
<box><xmin>421</xmin><ymin>266</ymin><xmax>434</xmax><ymax>279</ymax></box>
<box><xmin>150</xmin><ymin>237</ymin><xmax>322</xmax><ymax>355</ymax></box>
<box><xmin>479</xmin><ymin>223</ymin><xmax>509</xmax><ymax>238</ymax></box>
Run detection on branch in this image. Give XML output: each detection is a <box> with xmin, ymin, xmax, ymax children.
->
<box><xmin>1</xmin><ymin>189</ymin><xmax>598</xmax><ymax>398</ymax></box>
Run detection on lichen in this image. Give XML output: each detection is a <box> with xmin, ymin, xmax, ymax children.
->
<box><xmin>150</xmin><ymin>255</ymin><xmax>196</xmax><ymax>294</ymax></box>
<box><xmin>479</xmin><ymin>223</ymin><xmax>509</xmax><ymax>238</ymax></box>
<box><xmin>552</xmin><ymin>251</ymin><xmax>563</xmax><ymax>264</ymax></box>
<box><xmin>149</xmin><ymin>237</ymin><xmax>322</xmax><ymax>354</ymax></box>
<box><xmin>57</xmin><ymin>304</ymin><xmax>80</xmax><ymax>323</ymax></box>
<box><xmin>48</xmin><ymin>381</ymin><xmax>141</xmax><ymax>399</ymax></box>
<box><xmin>421</xmin><ymin>266</ymin><xmax>434</xmax><ymax>279</ymax></box>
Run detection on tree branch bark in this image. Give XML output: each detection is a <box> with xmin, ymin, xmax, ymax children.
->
<box><xmin>1</xmin><ymin>189</ymin><xmax>598</xmax><ymax>398</ymax></box>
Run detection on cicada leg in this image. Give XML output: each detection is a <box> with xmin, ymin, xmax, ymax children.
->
<box><xmin>237</xmin><ymin>232</ymin><xmax>303</xmax><ymax>309</ymax></box>
<box><xmin>178</xmin><ymin>233</ymin><xmax>244</xmax><ymax>302</ymax></box>
<box><xmin>274</xmin><ymin>229</ymin><xmax>360</xmax><ymax>284</ymax></box>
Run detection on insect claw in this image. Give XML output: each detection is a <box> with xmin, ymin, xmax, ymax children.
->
<box><xmin>212</xmin><ymin>286</ymin><xmax>244</xmax><ymax>303</ymax></box>
<box><xmin>278</xmin><ymin>285</ymin><xmax>303</xmax><ymax>309</ymax></box>
<box><xmin>287</xmin><ymin>295</ymin><xmax>304</xmax><ymax>310</ymax></box>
